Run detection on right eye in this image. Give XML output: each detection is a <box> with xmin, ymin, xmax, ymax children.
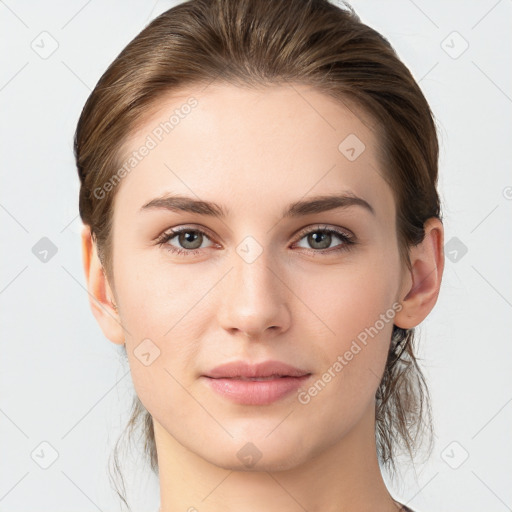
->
<box><xmin>156</xmin><ymin>227</ymin><xmax>216</xmax><ymax>256</ymax></box>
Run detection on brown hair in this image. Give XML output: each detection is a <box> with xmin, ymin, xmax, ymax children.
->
<box><xmin>74</xmin><ymin>0</ymin><xmax>441</xmax><ymax>508</ymax></box>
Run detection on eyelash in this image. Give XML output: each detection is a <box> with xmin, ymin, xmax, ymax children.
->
<box><xmin>156</xmin><ymin>224</ymin><xmax>356</xmax><ymax>257</ymax></box>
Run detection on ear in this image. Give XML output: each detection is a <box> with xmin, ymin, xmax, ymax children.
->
<box><xmin>81</xmin><ymin>224</ymin><xmax>125</xmax><ymax>345</ymax></box>
<box><xmin>394</xmin><ymin>217</ymin><xmax>445</xmax><ymax>329</ymax></box>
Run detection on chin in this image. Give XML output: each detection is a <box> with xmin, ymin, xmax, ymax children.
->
<box><xmin>200</xmin><ymin>437</ymin><xmax>311</xmax><ymax>473</ymax></box>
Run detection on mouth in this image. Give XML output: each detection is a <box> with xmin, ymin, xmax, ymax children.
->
<box><xmin>201</xmin><ymin>359</ymin><xmax>312</xmax><ymax>405</ymax></box>
<box><xmin>202</xmin><ymin>371</ymin><xmax>312</xmax><ymax>405</ymax></box>
<box><xmin>204</xmin><ymin>359</ymin><xmax>310</xmax><ymax>380</ymax></box>
<box><xmin>210</xmin><ymin>374</ymin><xmax>306</xmax><ymax>381</ymax></box>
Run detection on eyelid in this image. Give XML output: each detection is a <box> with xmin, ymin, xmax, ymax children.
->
<box><xmin>156</xmin><ymin>224</ymin><xmax>217</xmax><ymax>241</ymax></box>
<box><xmin>292</xmin><ymin>223</ymin><xmax>354</xmax><ymax>242</ymax></box>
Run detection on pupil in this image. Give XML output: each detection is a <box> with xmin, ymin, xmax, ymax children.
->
<box><xmin>310</xmin><ymin>231</ymin><xmax>330</xmax><ymax>249</ymax></box>
<box><xmin>181</xmin><ymin>231</ymin><xmax>201</xmax><ymax>249</ymax></box>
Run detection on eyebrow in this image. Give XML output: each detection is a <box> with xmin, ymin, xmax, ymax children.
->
<box><xmin>140</xmin><ymin>192</ymin><xmax>375</xmax><ymax>218</ymax></box>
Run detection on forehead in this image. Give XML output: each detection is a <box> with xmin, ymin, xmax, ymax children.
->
<box><xmin>113</xmin><ymin>83</ymin><xmax>394</xmax><ymax>221</ymax></box>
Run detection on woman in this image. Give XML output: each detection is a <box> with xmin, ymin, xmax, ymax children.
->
<box><xmin>76</xmin><ymin>0</ymin><xmax>444</xmax><ymax>510</ymax></box>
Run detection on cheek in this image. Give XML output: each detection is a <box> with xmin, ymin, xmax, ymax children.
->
<box><xmin>113</xmin><ymin>239</ymin><xmax>209</xmax><ymax>336</ymax></box>
<box><xmin>295</xmin><ymin>259</ymin><xmax>397</xmax><ymax>386</ymax></box>
<box><xmin>119</xmin><ymin>282</ymin><xmax>206</xmax><ymax>424</ymax></box>
<box><xmin>293</xmin><ymin>268</ymin><xmax>396</xmax><ymax>435</ymax></box>
<box><xmin>299</xmin><ymin>258</ymin><xmax>398</xmax><ymax>338</ymax></box>
<box><xmin>111</xmin><ymin>250</ymin><xmax>206</xmax><ymax>393</ymax></box>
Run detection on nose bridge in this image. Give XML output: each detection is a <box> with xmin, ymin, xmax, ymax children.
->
<box><xmin>218</xmin><ymin>235</ymin><xmax>289</xmax><ymax>338</ymax></box>
<box><xmin>235</xmin><ymin>244</ymin><xmax>275</xmax><ymax>298</ymax></box>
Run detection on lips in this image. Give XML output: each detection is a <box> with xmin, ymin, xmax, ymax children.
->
<box><xmin>204</xmin><ymin>360</ymin><xmax>310</xmax><ymax>379</ymax></box>
<box><xmin>202</xmin><ymin>360</ymin><xmax>312</xmax><ymax>405</ymax></box>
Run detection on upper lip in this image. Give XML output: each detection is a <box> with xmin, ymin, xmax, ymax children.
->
<box><xmin>204</xmin><ymin>360</ymin><xmax>311</xmax><ymax>379</ymax></box>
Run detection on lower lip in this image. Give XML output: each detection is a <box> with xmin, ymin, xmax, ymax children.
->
<box><xmin>202</xmin><ymin>375</ymin><xmax>312</xmax><ymax>405</ymax></box>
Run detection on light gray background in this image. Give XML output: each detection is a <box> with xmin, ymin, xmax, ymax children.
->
<box><xmin>1</xmin><ymin>1</ymin><xmax>511</xmax><ymax>511</ymax></box>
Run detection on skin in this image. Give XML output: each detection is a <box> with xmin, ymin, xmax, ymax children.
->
<box><xmin>81</xmin><ymin>83</ymin><xmax>444</xmax><ymax>512</ymax></box>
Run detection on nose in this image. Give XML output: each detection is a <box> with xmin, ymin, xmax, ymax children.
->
<box><xmin>217</xmin><ymin>248</ymin><xmax>291</xmax><ymax>341</ymax></box>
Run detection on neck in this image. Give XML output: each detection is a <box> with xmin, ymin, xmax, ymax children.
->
<box><xmin>155</xmin><ymin>403</ymin><xmax>402</xmax><ymax>512</ymax></box>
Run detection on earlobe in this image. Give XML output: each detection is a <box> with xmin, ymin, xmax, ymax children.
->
<box><xmin>81</xmin><ymin>224</ymin><xmax>125</xmax><ymax>345</ymax></box>
<box><xmin>394</xmin><ymin>217</ymin><xmax>445</xmax><ymax>330</ymax></box>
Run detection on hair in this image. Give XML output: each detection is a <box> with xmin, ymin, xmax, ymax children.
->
<box><xmin>74</xmin><ymin>0</ymin><xmax>441</xmax><ymax>508</ymax></box>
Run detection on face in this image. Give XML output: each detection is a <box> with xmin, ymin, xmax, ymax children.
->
<box><xmin>104</xmin><ymin>83</ymin><xmax>410</xmax><ymax>471</ymax></box>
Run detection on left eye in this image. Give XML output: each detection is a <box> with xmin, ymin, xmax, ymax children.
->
<box><xmin>157</xmin><ymin>225</ymin><xmax>355</xmax><ymax>256</ymax></box>
<box><xmin>294</xmin><ymin>227</ymin><xmax>354</xmax><ymax>252</ymax></box>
